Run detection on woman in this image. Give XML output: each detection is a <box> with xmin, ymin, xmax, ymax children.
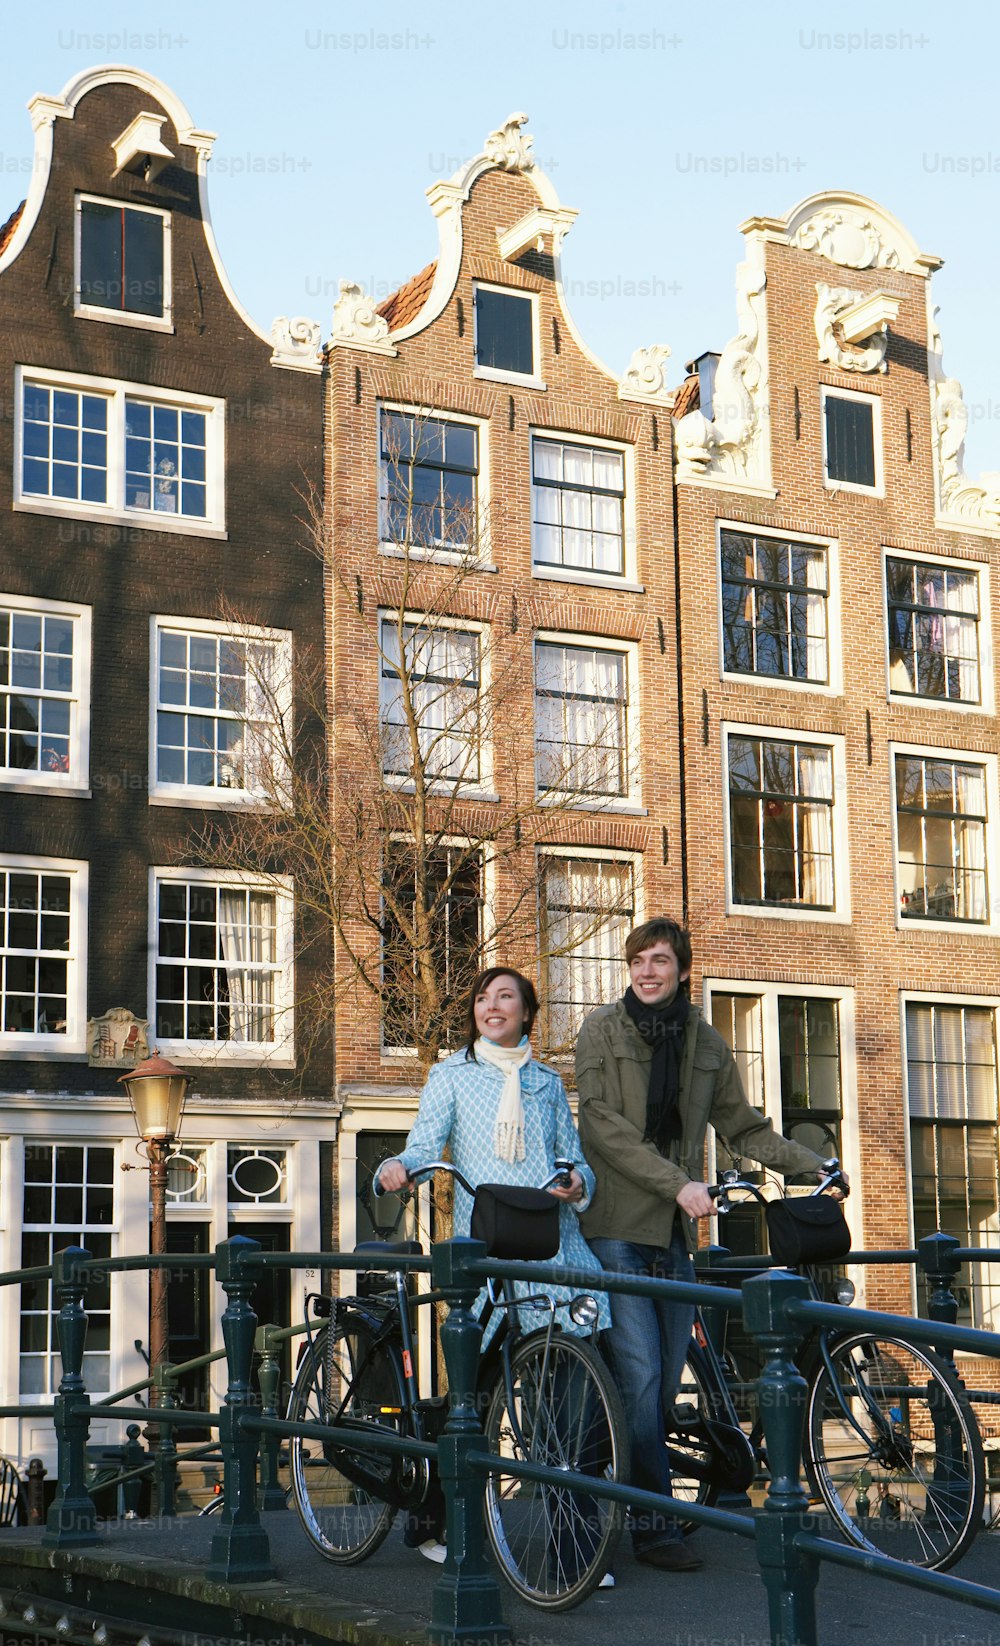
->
<box><xmin>376</xmin><ymin>966</ymin><xmax>613</xmax><ymax>1570</ymax></box>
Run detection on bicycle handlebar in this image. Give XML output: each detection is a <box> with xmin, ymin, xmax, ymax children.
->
<box><xmin>402</xmin><ymin>1158</ymin><xmax>576</xmax><ymax>1196</ymax></box>
<box><xmin>708</xmin><ymin>1157</ymin><xmax>849</xmax><ymax>1215</ymax></box>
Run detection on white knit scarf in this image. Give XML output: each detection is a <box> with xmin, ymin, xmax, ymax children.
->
<box><xmin>475</xmin><ymin>1036</ymin><xmax>531</xmax><ymax>1163</ymax></box>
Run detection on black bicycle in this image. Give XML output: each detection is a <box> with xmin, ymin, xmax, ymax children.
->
<box><xmin>665</xmin><ymin>1162</ymin><xmax>986</xmax><ymax>1571</ymax></box>
<box><xmin>286</xmin><ymin>1159</ymin><xmax>629</xmax><ymax>1609</ymax></box>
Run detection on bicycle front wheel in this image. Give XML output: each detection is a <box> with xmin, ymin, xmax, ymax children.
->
<box><xmin>288</xmin><ymin>1317</ymin><xmax>404</xmax><ymax>1563</ymax></box>
<box><xmin>806</xmin><ymin>1331</ymin><xmax>985</xmax><ymax>1570</ymax></box>
<box><xmin>483</xmin><ymin>1332</ymin><xmax>627</xmax><ymax>1610</ymax></box>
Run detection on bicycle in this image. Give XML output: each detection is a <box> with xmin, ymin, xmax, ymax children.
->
<box><xmin>664</xmin><ymin>1161</ymin><xmax>986</xmax><ymax>1572</ymax></box>
<box><xmin>286</xmin><ymin>1159</ymin><xmax>629</xmax><ymax>1610</ymax></box>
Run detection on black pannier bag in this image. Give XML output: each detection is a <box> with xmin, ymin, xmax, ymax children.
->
<box><xmin>470</xmin><ymin>1184</ymin><xmax>560</xmax><ymax>1260</ymax></box>
<box><xmin>765</xmin><ymin>1194</ymin><xmax>851</xmax><ymax>1267</ymax></box>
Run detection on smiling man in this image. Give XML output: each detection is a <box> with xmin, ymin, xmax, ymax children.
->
<box><xmin>576</xmin><ymin>917</ymin><xmax>828</xmax><ymax>1574</ymax></box>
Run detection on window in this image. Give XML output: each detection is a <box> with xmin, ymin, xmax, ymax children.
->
<box><xmin>76</xmin><ymin>195</ymin><xmax>170</xmax><ymax>325</ymax></box>
<box><xmin>0</xmin><ymin>596</ymin><xmax>90</xmax><ymax>790</ymax></box>
<box><xmin>474</xmin><ymin>284</ymin><xmax>535</xmax><ymax>378</ymax></box>
<box><xmin>228</xmin><ymin>1146</ymin><xmax>287</xmax><ymax>1204</ymax></box>
<box><xmin>534</xmin><ymin>637</ymin><xmax>635</xmax><ymax>800</ymax></box>
<box><xmin>906</xmin><ymin>1000</ymin><xmax>1000</xmax><ymax>1328</ymax></box>
<box><xmin>150</xmin><ymin>870</ymin><xmax>293</xmax><ymax>1061</ymax></box>
<box><xmin>21</xmin><ymin>1144</ymin><xmax>115</xmax><ymax>1395</ymax></box>
<box><xmin>151</xmin><ymin>617</ymin><xmax>291</xmax><ymax>804</ymax></box>
<box><xmin>894</xmin><ymin>751</ymin><xmax>990</xmax><ymax>923</ymax></box>
<box><xmin>886</xmin><ymin>555</ymin><xmax>982</xmax><ymax>705</ymax></box>
<box><xmin>0</xmin><ymin>856</ymin><xmax>87</xmax><ymax>1053</ymax></box>
<box><xmin>539</xmin><ymin>854</ymin><xmax>634</xmax><ymax>1051</ymax></box>
<box><xmin>822</xmin><ymin>388</ymin><xmax>880</xmax><ymax>493</ymax></box>
<box><xmin>727</xmin><ymin>731</ymin><xmax>837</xmax><ymax>912</ymax></box>
<box><xmin>720</xmin><ymin>528</ymin><xmax>829</xmax><ymax>684</ymax></box>
<box><xmin>381</xmin><ymin>841</ymin><xmax>482</xmax><ymax>1051</ymax></box>
<box><xmin>532</xmin><ymin>437</ymin><xmax>626</xmax><ymax>578</ymax></box>
<box><xmin>380</xmin><ymin>614</ymin><xmax>483</xmax><ymax>786</ymax></box>
<box><xmin>379</xmin><ymin>409</ymin><xmax>479</xmax><ymax>552</ymax></box>
<box><xmin>17</xmin><ymin>367</ymin><xmax>224</xmax><ymax>535</ymax></box>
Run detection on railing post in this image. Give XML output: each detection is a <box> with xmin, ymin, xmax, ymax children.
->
<box><xmin>255</xmin><ymin>1323</ymin><xmax>287</xmax><ymax>1512</ymax></box>
<box><xmin>42</xmin><ymin>1246</ymin><xmax>98</xmax><ymax>1548</ymax></box>
<box><xmin>122</xmin><ymin>1424</ymin><xmax>146</xmax><ymax>1519</ymax></box>
<box><xmin>743</xmin><ymin>1269</ymin><xmax>818</xmax><ymax>1646</ymax></box>
<box><xmin>152</xmin><ymin>1363</ymin><xmax>179</xmax><ymax>1517</ymax></box>
<box><xmin>206</xmin><ymin>1235</ymin><xmax>274</xmax><ymax>1582</ymax></box>
<box><xmin>428</xmin><ymin>1237</ymin><xmax>510</xmax><ymax>1646</ymax></box>
<box><xmin>917</xmin><ymin>1231</ymin><xmax>962</xmax><ymax>1371</ymax></box>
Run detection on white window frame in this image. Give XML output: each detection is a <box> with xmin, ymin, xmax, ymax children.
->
<box><xmin>473</xmin><ymin>281</ymin><xmax>546</xmax><ymax>391</ymax></box>
<box><xmin>717</xmin><ymin>519</ymin><xmax>842</xmax><ymax>696</ymax></box>
<box><xmin>148</xmin><ymin>866</ymin><xmax>295</xmax><ymax>1066</ymax></box>
<box><xmin>702</xmin><ymin>978</ymin><xmax>860</xmax><ymax>1217</ymax></box>
<box><xmin>883</xmin><ymin>546</ymin><xmax>993</xmax><ymax>714</ymax></box>
<box><xmin>377</xmin><ymin>401</ymin><xmax>493</xmax><ymax>568</ymax></box>
<box><xmin>722</xmin><ymin>721</ymin><xmax>851</xmax><ymax>923</ymax></box>
<box><xmin>533</xmin><ymin>629</ymin><xmax>642</xmax><ymax>811</ymax></box>
<box><xmin>15</xmin><ymin>364</ymin><xmax>226</xmax><ymax>538</ymax></box>
<box><xmin>378</xmin><ymin>608</ymin><xmax>494</xmax><ymax>798</ymax></box>
<box><xmin>900</xmin><ymin>988</ymin><xmax>1000</xmax><ymax>1330</ymax></box>
<box><xmin>380</xmin><ymin>832</ymin><xmax>490</xmax><ymax>1061</ymax></box>
<box><xmin>74</xmin><ymin>193</ymin><xmax>173</xmax><ymax>332</ymax></box>
<box><xmin>536</xmin><ymin>845</ymin><xmax>640</xmax><ymax>1055</ymax></box>
<box><xmin>148</xmin><ymin>614</ymin><xmax>292</xmax><ymax>809</ymax></box>
<box><xmin>0</xmin><ymin>593</ymin><xmax>92</xmax><ymax>796</ymax></box>
<box><xmin>820</xmin><ymin>385</ymin><xmax>883</xmax><ymax>497</ymax></box>
<box><xmin>0</xmin><ymin>853</ymin><xmax>88</xmax><ymax>1057</ymax></box>
<box><xmin>889</xmin><ymin>740</ymin><xmax>1000</xmax><ymax>934</ymax></box>
<box><xmin>531</xmin><ymin>428</ymin><xmax>639</xmax><ymax>591</ymax></box>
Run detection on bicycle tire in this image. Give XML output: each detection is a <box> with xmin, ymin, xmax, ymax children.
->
<box><xmin>664</xmin><ymin>1342</ymin><xmax>725</xmax><ymax>1532</ymax></box>
<box><xmin>288</xmin><ymin>1316</ymin><xmax>407</xmax><ymax>1564</ymax></box>
<box><xmin>483</xmin><ymin>1331</ymin><xmax>627</xmax><ymax>1610</ymax></box>
<box><xmin>805</xmin><ymin>1330</ymin><xmax>985</xmax><ymax>1571</ymax></box>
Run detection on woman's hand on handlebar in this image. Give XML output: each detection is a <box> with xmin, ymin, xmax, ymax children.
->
<box><xmin>818</xmin><ymin>1164</ymin><xmax>850</xmax><ymax>1200</ymax></box>
<box><xmin>547</xmin><ymin>1168</ymin><xmax>585</xmax><ymax>1204</ymax></box>
<box><xmin>377</xmin><ymin>1159</ymin><xmax>410</xmax><ymax>1194</ymax></box>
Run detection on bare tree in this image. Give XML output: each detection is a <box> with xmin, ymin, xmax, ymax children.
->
<box><xmin>189</xmin><ymin>408</ymin><xmax>636</xmax><ymax>1081</ymax></box>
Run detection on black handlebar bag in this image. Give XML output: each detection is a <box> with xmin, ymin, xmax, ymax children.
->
<box><xmin>470</xmin><ymin>1185</ymin><xmax>560</xmax><ymax>1260</ymax></box>
<box><xmin>765</xmin><ymin>1195</ymin><xmax>851</xmax><ymax>1266</ymax></box>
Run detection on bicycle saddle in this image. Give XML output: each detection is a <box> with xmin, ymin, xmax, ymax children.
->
<box><xmin>353</xmin><ymin>1239</ymin><xmax>424</xmax><ymax>1257</ymax></box>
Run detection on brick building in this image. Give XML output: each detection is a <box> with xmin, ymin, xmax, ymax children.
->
<box><xmin>672</xmin><ymin>192</ymin><xmax>1000</xmax><ymax>1332</ymax></box>
<box><xmin>0</xmin><ymin>65</ymin><xmax>329</xmax><ymax>1465</ymax></box>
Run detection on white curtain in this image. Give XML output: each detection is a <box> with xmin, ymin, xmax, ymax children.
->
<box><xmin>955</xmin><ymin>764</ymin><xmax>987</xmax><ymax>920</ymax></box>
<box><xmin>944</xmin><ymin>573</ymin><xmax>980</xmax><ymax>703</ymax></box>
<box><xmin>797</xmin><ymin>749</ymin><xmax>834</xmax><ymax>906</ymax></box>
<box><xmin>804</xmin><ymin>551</ymin><xmax>827</xmax><ymax>682</ymax></box>
<box><xmin>219</xmin><ymin>889</ymin><xmax>274</xmax><ymax>1042</ymax></box>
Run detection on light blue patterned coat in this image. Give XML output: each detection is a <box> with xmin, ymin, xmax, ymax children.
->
<box><xmin>391</xmin><ymin>1045</ymin><xmax>612</xmax><ymax>1339</ymax></box>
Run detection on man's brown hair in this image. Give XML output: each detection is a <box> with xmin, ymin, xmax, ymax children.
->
<box><xmin>624</xmin><ymin>917</ymin><xmax>692</xmax><ymax>974</ymax></box>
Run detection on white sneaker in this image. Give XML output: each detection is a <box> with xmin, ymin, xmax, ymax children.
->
<box><xmin>599</xmin><ymin>1572</ymin><xmax>615</xmax><ymax>1588</ymax></box>
<box><xmin>418</xmin><ymin>1540</ymin><xmax>448</xmax><ymax>1564</ymax></box>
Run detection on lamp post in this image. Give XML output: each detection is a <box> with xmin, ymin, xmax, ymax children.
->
<box><xmin>118</xmin><ymin>1054</ymin><xmax>190</xmax><ymax>1424</ymax></box>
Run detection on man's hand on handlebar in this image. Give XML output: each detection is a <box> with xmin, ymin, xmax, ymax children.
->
<box><xmin>676</xmin><ymin>1180</ymin><xmax>716</xmax><ymax>1219</ymax></box>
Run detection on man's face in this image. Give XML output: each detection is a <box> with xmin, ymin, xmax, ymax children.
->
<box><xmin>629</xmin><ymin>941</ymin><xmax>690</xmax><ymax>1007</ymax></box>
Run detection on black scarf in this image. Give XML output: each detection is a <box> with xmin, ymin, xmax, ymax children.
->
<box><xmin>623</xmin><ymin>985</ymin><xmax>690</xmax><ymax>1151</ymax></box>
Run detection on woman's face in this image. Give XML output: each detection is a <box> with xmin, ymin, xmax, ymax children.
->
<box><xmin>474</xmin><ymin>975</ymin><xmax>529</xmax><ymax>1048</ymax></box>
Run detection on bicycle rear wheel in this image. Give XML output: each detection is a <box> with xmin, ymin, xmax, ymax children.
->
<box><xmin>805</xmin><ymin>1331</ymin><xmax>985</xmax><ymax>1570</ymax></box>
<box><xmin>483</xmin><ymin>1332</ymin><xmax>627</xmax><ymax>1610</ymax></box>
<box><xmin>288</xmin><ymin>1317</ymin><xmax>407</xmax><ymax>1563</ymax></box>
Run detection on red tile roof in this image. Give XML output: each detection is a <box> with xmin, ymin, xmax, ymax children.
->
<box><xmin>0</xmin><ymin>201</ymin><xmax>25</xmax><ymax>258</ymax></box>
<box><xmin>671</xmin><ymin>373</ymin><xmax>700</xmax><ymax>419</ymax></box>
<box><xmin>377</xmin><ymin>261</ymin><xmax>437</xmax><ymax>332</ymax></box>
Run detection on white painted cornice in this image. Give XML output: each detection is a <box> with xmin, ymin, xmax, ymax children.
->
<box><xmin>740</xmin><ymin>190</ymin><xmax>941</xmax><ymax>277</ymax></box>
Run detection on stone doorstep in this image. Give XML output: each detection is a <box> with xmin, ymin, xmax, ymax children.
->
<box><xmin>0</xmin><ymin>1533</ymin><xmax>428</xmax><ymax>1646</ymax></box>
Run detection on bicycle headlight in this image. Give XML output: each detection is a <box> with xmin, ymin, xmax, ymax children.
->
<box><xmin>833</xmin><ymin>1278</ymin><xmax>856</xmax><ymax>1306</ymax></box>
<box><xmin>569</xmin><ymin>1293</ymin><xmax>600</xmax><ymax>1328</ymax></box>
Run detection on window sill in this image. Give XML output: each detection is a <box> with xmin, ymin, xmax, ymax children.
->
<box><xmin>379</xmin><ymin>542</ymin><xmax>498</xmax><ymax>573</ymax></box>
<box><xmin>0</xmin><ymin>1044</ymin><xmax>88</xmax><ymax>1061</ymax></box>
<box><xmin>823</xmin><ymin>478</ymin><xmax>884</xmax><ymax>499</ymax></box>
<box><xmin>148</xmin><ymin>791</ymin><xmax>284</xmax><ymax>812</ymax></box>
<box><xmin>382</xmin><ymin>775</ymin><xmax>498</xmax><ymax>802</ymax></box>
<box><xmin>728</xmin><ymin>903</ymin><xmax>852</xmax><ymax>926</ymax></box>
<box><xmin>75</xmin><ymin>306</ymin><xmax>174</xmax><ymax>334</ymax></box>
<box><xmin>896</xmin><ymin>912</ymin><xmax>997</xmax><ymax>936</ymax></box>
<box><xmin>154</xmin><ymin>1041</ymin><xmax>296</xmax><ymax>1068</ymax></box>
<box><xmin>14</xmin><ymin>499</ymin><xmax>227</xmax><ymax>540</ymax></box>
<box><xmin>887</xmin><ymin>690</ymin><xmax>991</xmax><ymax>716</ymax></box>
<box><xmin>0</xmin><ymin>779</ymin><xmax>92</xmax><ymax>799</ymax></box>
<box><xmin>537</xmin><ymin>793</ymin><xmax>646</xmax><ymax>815</ymax></box>
<box><xmin>474</xmin><ymin>365</ymin><xmax>547</xmax><ymax>391</ymax></box>
<box><xmin>532</xmin><ymin>565</ymin><xmax>644</xmax><ymax>594</ymax></box>
<box><xmin>722</xmin><ymin>670</ymin><xmax>840</xmax><ymax>698</ymax></box>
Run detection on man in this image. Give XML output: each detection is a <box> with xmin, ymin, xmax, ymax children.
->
<box><xmin>576</xmin><ymin>917</ymin><xmax>841</xmax><ymax>1572</ymax></box>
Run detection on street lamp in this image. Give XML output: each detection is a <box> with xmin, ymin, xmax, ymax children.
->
<box><xmin>119</xmin><ymin>1054</ymin><xmax>190</xmax><ymax>1421</ymax></box>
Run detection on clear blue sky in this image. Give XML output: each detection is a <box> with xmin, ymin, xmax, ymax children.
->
<box><xmin>5</xmin><ymin>0</ymin><xmax>1000</xmax><ymax>471</ymax></box>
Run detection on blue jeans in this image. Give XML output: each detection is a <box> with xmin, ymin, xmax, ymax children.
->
<box><xmin>588</xmin><ymin>1229</ymin><xmax>695</xmax><ymax>1551</ymax></box>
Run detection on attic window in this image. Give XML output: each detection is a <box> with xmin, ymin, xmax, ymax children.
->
<box><xmin>76</xmin><ymin>196</ymin><xmax>171</xmax><ymax>329</ymax></box>
<box><xmin>474</xmin><ymin>284</ymin><xmax>535</xmax><ymax>379</ymax></box>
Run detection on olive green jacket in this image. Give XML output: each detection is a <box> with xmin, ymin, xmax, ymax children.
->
<box><xmin>576</xmin><ymin>999</ymin><xmax>824</xmax><ymax>1248</ymax></box>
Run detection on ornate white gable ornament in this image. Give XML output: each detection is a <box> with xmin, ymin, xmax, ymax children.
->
<box><xmin>484</xmin><ymin>112</ymin><xmax>535</xmax><ymax>173</ymax></box>
<box><xmin>327</xmin><ymin>281</ymin><xmax>397</xmax><ymax>356</ymax></box>
<box><xmin>794</xmin><ymin>208</ymin><xmax>901</xmax><ymax>271</ymax></box>
<box><xmin>270</xmin><ymin>315</ymin><xmax>323</xmax><ymax>372</ymax></box>
<box><xmin>674</xmin><ymin>248</ymin><xmax>772</xmax><ymax>490</ymax></box>
<box><xmin>930</xmin><ymin>314</ymin><xmax>1000</xmax><ymax>534</ymax></box>
<box><xmin>618</xmin><ymin>344</ymin><xmax>673</xmax><ymax>406</ymax></box>
<box><xmin>814</xmin><ymin>283</ymin><xmax>899</xmax><ymax>374</ymax></box>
